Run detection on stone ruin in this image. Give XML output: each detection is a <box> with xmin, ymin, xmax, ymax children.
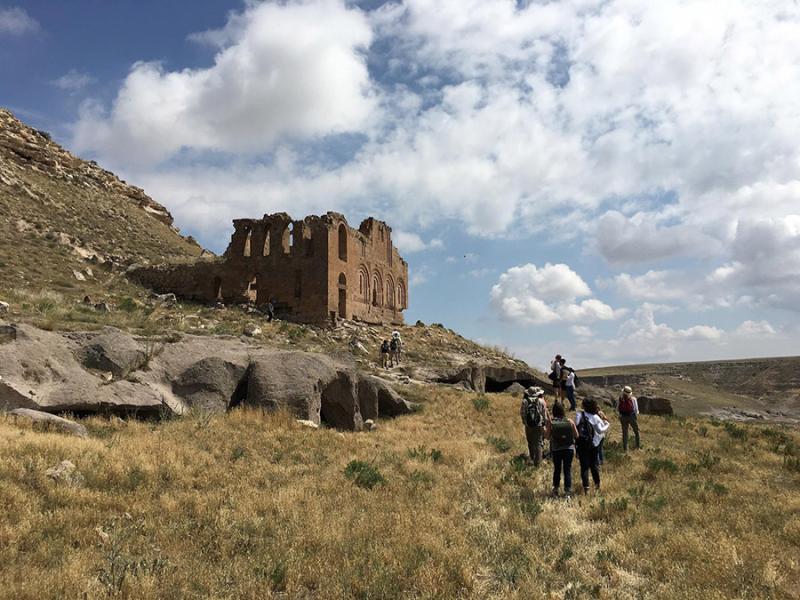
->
<box><xmin>130</xmin><ymin>212</ymin><xmax>409</xmax><ymax>326</ymax></box>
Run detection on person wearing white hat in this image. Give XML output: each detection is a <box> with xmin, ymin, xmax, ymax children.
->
<box><xmin>617</xmin><ymin>385</ymin><xmax>640</xmax><ymax>451</ymax></box>
<box><xmin>520</xmin><ymin>386</ymin><xmax>549</xmax><ymax>466</ymax></box>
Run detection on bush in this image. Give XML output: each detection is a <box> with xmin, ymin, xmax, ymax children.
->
<box><xmin>344</xmin><ymin>460</ymin><xmax>385</xmax><ymax>489</ymax></box>
<box><xmin>472</xmin><ymin>395</ymin><xmax>490</xmax><ymax>412</ymax></box>
<box><xmin>723</xmin><ymin>422</ymin><xmax>748</xmax><ymax>440</ymax></box>
<box><xmin>644</xmin><ymin>458</ymin><xmax>679</xmax><ymax>477</ymax></box>
<box><xmin>487</xmin><ymin>436</ymin><xmax>512</xmax><ymax>453</ymax></box>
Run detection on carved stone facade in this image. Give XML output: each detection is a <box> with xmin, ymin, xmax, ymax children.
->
<box><xmin>130</xmin><ymin>212</ymin><xmax>409</xmax><ymax>326</ymax></box>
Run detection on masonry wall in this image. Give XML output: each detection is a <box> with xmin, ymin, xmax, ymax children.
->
<box><xmin>130</xmin><ymin>211</ymin><xmax>408</xmax><ymax>326</ymax></box>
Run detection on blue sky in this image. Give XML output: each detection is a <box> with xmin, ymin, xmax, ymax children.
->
<box><xmin>3</xmin><ymin>0</ymin><xmax>800</xmax><ymax>370</ymax></box>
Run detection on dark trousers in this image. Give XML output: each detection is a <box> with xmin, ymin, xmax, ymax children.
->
<box><xmin>577</xmin><ymin>444</ymin><xmax>601</xmax><ymax>490</ymax></box>
<box><xmin>525</xmin><ymin>425</ymin><xmax>544</xmax><ymax>466</ymax></box>
<box><xmin>565</xmin><ymin>386</ymin><xmax>576</xmax><ymax>410</ymax></box>
<box><xmin>619</xmin><ymin>414</ymin><xmax>640</xmax><ymax>451</ymax></box>
<box><xmin>551</xmin><ymin>448</ymin><xmax>573</xmax><ymax>492</ymax></box>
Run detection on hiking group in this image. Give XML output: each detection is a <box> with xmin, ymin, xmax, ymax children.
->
<box><xmin>521</xmin><ymin>354</ymin><xmax>642</xmax><ymax>497</ymax></box>
<box><xmin>379</xmin><ymin>331</ymin><xmax>403</xmax><ymax>369</ymax></box>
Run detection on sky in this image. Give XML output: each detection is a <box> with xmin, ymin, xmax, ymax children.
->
<box><xmin>2</xmin><ymin>0</ymin><xmax>800</xmax><ymax>371</ymax></box>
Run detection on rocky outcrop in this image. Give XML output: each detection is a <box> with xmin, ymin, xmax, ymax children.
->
<box><xmin>9</xmin><ymin>408</ymin><xmax>88</xmax><ymax>438</ymax></box>
<box><xmin>0</xmin><ymin>108</ymin><xmax>175</xmax><ymax>226</ymax></box>
<box><xmin>75</xmin><ymin>327</ymin><xmax>147</xmax><ymax>378</ymax></box>
<box><xmin>436</xmin><ymin>363</ymin><xmax>553</xmax><ymax>394</ymax></box>
<box><xmin>173</xmin><ymin>357</ymin><xmax>248</xmax><ymax>412</ymax></box>
<box><xmin>0</xmin><ymin>323</ymin><xmax>411</xmax><ymax>429</ymax></box>
<box><xmin>637</xmin><ymin>396</ymin><xmax>674</xmax><ymax>416</ymax></box>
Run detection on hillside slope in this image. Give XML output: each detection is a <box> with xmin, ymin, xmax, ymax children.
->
<box><xmin>581</xmin><ymin>357</ymin><xmax>800</xmax><ymax>422</ymax></box>
<box><xmin>0</xmin><ymin>108</ymin><xmax>202</xmax><ymax>296</ymax></box>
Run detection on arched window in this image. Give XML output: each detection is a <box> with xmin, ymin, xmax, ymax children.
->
<box><xmin>243</xmin><ymin>229</ymin><xmax>252</xmax><ymax>257</ymax></box>
<box><xmin>247</xmin><ymin>274</ymin><xmax>258</xmax><ymax>303</ymax></box>
<box><xmin>338</xmin><ymin>224</ymin><xmax>348</xmax><ymax>261</ymax></box>
<box><xmin>282</xmin><ymin>223</ymin><xmax>291</xmax><ymax>254</ymax></box>
<box><xmin>372</xmin><ymin>273</ymin><xmax>382</xmax><ymax>307</ymax></box>
<box><xmin>397</xmin><ymin>280</ymin><xmax>406</xmax><ymax>309</ymax></box>
<box><xmin>358</xmin><ymin>267</ymin><xmax>369</xmax><ymax>302</ymax></box>
<box><xmin>262</xmin><ymin>230</ymin><xmax>270</xmax><ymax>256</ymax></box>
<box><xmin>385</xmin><ymin>275</ymin><xmax>395</xmax><ymax>308</ymax></box>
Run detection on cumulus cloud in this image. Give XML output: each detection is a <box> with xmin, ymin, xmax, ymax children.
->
<box><xmin>393</xmin><ymin>231</ymin><xmax>443</xmax><ymax>253</ymax></box>
<box><xmin>734</xmin><ymin>320</ymin><xmax>776</xmax><ymax>338</ymax></box>
<box><xmin>0</xmin><ymin>7</ymin><xmax>39</xmax><ymax>35</ymax></box>
<box><xmin>51</xmin><ymin>70</ymin><xmax>95</xmax><ymax>93</ymax></box>
<box><xmin>490</xmin><ymin>263</ymin><xmax>623</xmax><ymax>325</ymax></box>
<box><xmin>73</xmin><ymin>0</ymin><xmax>375</xmax><ymax>165</ymax></box>
<box><xmin>569</xmin><ymin>325</ymin><xmax>593</xmax><ymax>338</ymax></box>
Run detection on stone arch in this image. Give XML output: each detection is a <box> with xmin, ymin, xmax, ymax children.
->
<box><xmin>385</xmin><ymin>274</ymin><xmax>395</xmax><ymax>308</ymax></box>
<box><xmin>371</xmin><ymin>272</ymin><xmax>383</xmax><ymax>307</ymax></box>
<box><xmin>213</xmin><ymin>276</ymin><xmax>223</xmax><ymax>301</ymax></box>
<box><xmin>262</xmin><ymin>229</ymin><xmax>271</xmax><ymax>256</ymax></box>
<box><xmin>246</xmin><ymin>274</ymin><xmax>258</xmax><ymax>303</ymax></box>
<box><xmin>358</xmin><ymin>265</ymin><xmax>370</xmax><ymax>302</ymax></box>
<box><xmin>243</xmin><ymin>229</ymin><xmax>252</xmax><ymax>257</ymax></box>
<box><xmin>397</xmin><ymin>279</ymin><xmax>406</xmax><ymax>310</ymax></box>
<box><xmin>337</xmin><ymin>272</ymin><xmax>347</xmax><ymax>318</ymax></box>
<box><xmin>281</xmin><ymin>223</ymin><xmax>292</xmax><ymax>254</ymax></box>
<box><xmin>338</xmin><ymin>223</ymin><xmax>348</xmax><ymax>262</ymax></box>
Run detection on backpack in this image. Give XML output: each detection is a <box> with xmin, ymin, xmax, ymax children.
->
<box><xmin>381</xmin><ymin>341</ymin><xmax>389</xmax><ymax>353</ymax></box>
<box><xmin>572</xmin><ymin>372</ymin><xmax>580</xmax><ymax>388</ymax></box>
<box><xmin>577</xmin><ymin>412</ymin><xmax>594</xmax><ymax>448</ymax></box>
<box><xmin>618</xmin><ymin>395</ymin><xmax>634</xmax><ymax>415</ymax></box>
<box><xmin>524</xmin><ymin>397</ymin><xmax>545</xmax><ymax>428</ymax></box>
<box><xmin>550</xmin><ymin>419</ymin><xmax>574</xmax><ymax>451</ymax></box>
<box><xmin>390</xmin><ymin>338</ymin><xmax>398</xmax><ymax>352</ymax></box>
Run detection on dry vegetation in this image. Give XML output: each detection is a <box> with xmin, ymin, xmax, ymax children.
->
<box><xmin>1</xmin><ymin>387</ymin><xmax>798</xmax><ymax>599</ymax></box>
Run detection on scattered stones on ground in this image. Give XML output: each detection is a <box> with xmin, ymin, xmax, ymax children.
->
<box><xmin>296</xmin><ymin>419</ymin><xmax>319</xmax><ymax>429</ymax></box>
<box><xmin>72</xmin><ymin>269</ymin><xmax>86</xmax><ymax>282</ymax></box>
<box><xmin>0</xmin><ymin>301</ymin><xmax>8</xmax><ymax>313</ymax></box>
<box><xmin>364</xmin><ymin>419</ymin><xmax>377</xmax><ymax>431</ymax></box>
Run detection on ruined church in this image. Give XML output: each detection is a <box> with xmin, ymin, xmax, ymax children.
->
<box><xmin>131</xmin><ymin>212</ymin><xmax>409</xmax><ymax>326</ymax></box>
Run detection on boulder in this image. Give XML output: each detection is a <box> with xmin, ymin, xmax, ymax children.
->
<box><xmin>243</xmin><ymin>323</ymin><xmax>262</xmax><ymax>337</ymax></box>
<box><xmin>9</xmin><ymin>408</ymin><xmax>88</xmax><ymax>438</ymax></box>
<box><xmin>75</xmin><ymin>327</ymin><xmax>146</xmax><ymax>378</ymax></box>
<box><xmin>436</xmin><ymin>364</ymin><xmax>553</xmax><ymax>394</ymax></box>
<box><xmin>172</xmin><ymin>357</ymin><xmax>247</xmax><ymax>412</ymax></box>
<box><xmin>504</xmin><ymin>382</ymin><xmax>527</xmax><ymax>395</ymax></box>
<box><xmin>357</xmin><ymin>376</ymin><xmax>415</xmax><ymax>421</ymax></box>
<box><xmin>320</xmin><ymin>370</ymin><xmax>363</xmax><ymax>431</ymax></box>
<box><xmin>45</xmin><ymin>460</ymin><xmax>83</xmax><ymax>486</ymax></box>
<box><xmin>0</xmin><ymin>301</ymin><xmax>9</xmax><ymax>313</ymax></box>
<box><xmin>246</xmin><ymin>351</ymin><xmax>339</xmax><ymax>424</ymax></box>
<box><xmin>0</xmin><ymin>324</ymin><xmax>17</xmax><ymax>344</ymax></box>
<box><xmin>0</xmin><ymin>378</ymin><xmax>38</xmax><ymax>411</ymax></box>
<box><xmin>637</xmin><ymin>396</ymin><xmax>674</xmax><ymax>416</ymax></box>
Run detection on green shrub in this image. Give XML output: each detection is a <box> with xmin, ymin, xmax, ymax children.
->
<box><xmin>344</xmin><ymin>460</ymin><xmax>385</xmax><ymax>489</ymax></box>
<box><xmin>487</xmin><ymin>436</ymin><xmax>512</xmax><ymax>453</ymax></box>
<box><xmin>519</xmin><ymin>488</ymin><xmax>542</xmax><ymax>520</ymax></box>
<box><xmin>723</xmin><ymin>422</ymin><xmax>748</xmax><ymax>440</ymax></box>
<box><xmin>472</xmin><ymin>395</ymin><xmax>490</xmax><ymax>412</ymax></box>
<box><xmin>644</xmin><ymin>458</ymin><xmax>679</xmax><ymax>477</ymax></box>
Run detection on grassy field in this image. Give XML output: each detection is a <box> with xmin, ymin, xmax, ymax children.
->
<box><xmin>1</xmin><ymin>386</ymin><xmax>798</xmax><ymax>599</ymax></box>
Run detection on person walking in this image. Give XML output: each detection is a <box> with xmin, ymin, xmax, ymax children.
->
<box><xmin>266</xmin><ymin>300</ymin><xmax>275</xmax><ymax>323</ymax></box>
<box><xmin>564</xmin><ymin>366</ymin><xmax>577</xmax><ymax>411</ymax></box>
<box><xmin>520</xmin><ymin>386</ymin><xmax>548</xmax><ymax>467</ymax></box>
<box><xmin>617</xmin><ymin>385</ymin><xmax>641</xmax><ymax>451</ymax></box>
<box><xmin>389</xmin><ymin>334</ymin><xmax>401</xmax><ymax>367</ymax></box>
<box><xmin>380</xmin><ymin>339</ymin><xmax>390</xmax><ymax>369</ymax></box>
<box><xmin>575</xmin><ymin>398</ymin><xmax>609</xmax><ymax>494</ymax></box>
<box><xmin>546</xmin><ymin>401</ymin><xmax>578</xmax><ymax>497</ymax></box>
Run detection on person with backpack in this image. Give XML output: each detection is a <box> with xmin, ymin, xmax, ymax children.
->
<box><xmin>616</xmin><ymin>385</ymin><xmax>641</xmax><ymax>451</ymax></box>
<box><xmin>380</xmin><ymin>339</ymin><xmax>390</xmax><ymax>369</ymax></box>
<box><xmin>520</xmin><ymin>386</ymin><xmax>549</xmax><ymax>467</ymax></box>
<box><xmin>575</xmin><ymin>398</ymin><xmax>610</xmax><ymax>494</ymax></box>
<box><xmin>549</xmin><ymin>355</ymin><xmax>563</xmax><ymax>402</ymax></box>
<box><xmin>389</xmin><ymin>332</ymin><xmax>402</xmax><ymax>366</ymax></box>
<box><xmin>546</xmin><ymin>401</ymin><xmax>578</xmax><ymax>497</ymax></box>
<box><xmin>564</xmin><ymin>366</ymin><xmax>577</xmax><ymax>411</ymax></box>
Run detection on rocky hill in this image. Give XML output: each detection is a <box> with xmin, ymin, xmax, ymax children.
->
<box><xmin>0</xmin><ymin>108</ymin><xmax>202</xmax><ymax>297</ymax></box>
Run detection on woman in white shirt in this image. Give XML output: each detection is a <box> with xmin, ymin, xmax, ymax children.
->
<box><xmin>575</xmin><ymin>398</ymin><xmax>610</xmax><ymax>494</ymax></box>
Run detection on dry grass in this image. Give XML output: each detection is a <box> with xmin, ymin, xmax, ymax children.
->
<box><xmin>1</xmin><ymin>387</ymin><xmax>798</xmax><ymax>599</ymax></box>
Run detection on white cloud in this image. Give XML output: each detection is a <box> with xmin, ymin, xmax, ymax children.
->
<box><xmin>73</xmin><ymin>0</ymin><xmax>375</xmax><ymax>165</ymax></box>
<box><xmin>490</xmin><ymin>263</ymin><xmax>623</xmax><ymax>325</ymax></box>
<box><xmin>0</xmin><ymin>7</ymin><xmax>39</xmax><ymax>35</ymax></box>
<box><xmin>51</xmin><ymin>70</ymin><xmax>95</xmax><ymax>93</ymax></box>
<box><xmin>734</xmin><ymin>320</ymin><xmax>776</xmax><ymax>338</ymax></box>
<box><xmin>569</xmin><ymin>325</ymin><xmax>593</xmax><ymax>338</ymax></box>
<box><xmin>393</xmin><ymin>231</ymin><xmax>443</xmax><ymax>253</ymax></box>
